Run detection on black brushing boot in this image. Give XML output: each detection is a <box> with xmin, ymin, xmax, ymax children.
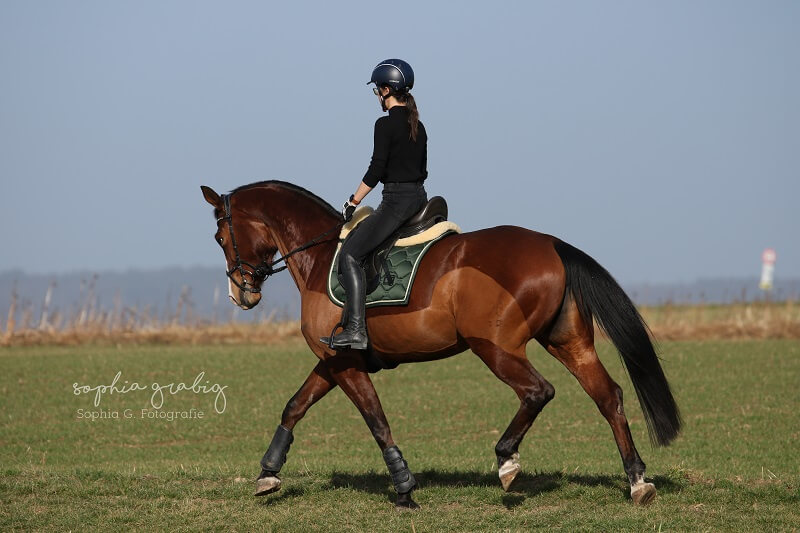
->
<box><xmin>255</xmin><ymin>425</ymin><xmax>294</xmax><ymax>496</ymax></box>
<box><xmin>383</xmin><ymin>445</ymin><xmax>419</xmax><ymax>510</ymax></box>
<box><xmin>320</xmin><ymin>254</ymin><xmax>368</xmax><ymax>350</ymax></box>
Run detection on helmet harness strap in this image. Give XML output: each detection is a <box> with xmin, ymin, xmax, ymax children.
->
<box><xmin>378</xmin><ymin>86</ymin><xmax>408</xmax><ymax>112</ymax></box>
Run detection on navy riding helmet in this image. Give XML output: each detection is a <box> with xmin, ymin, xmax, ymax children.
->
<box><xmin>368</xmin><ymin>59</ymin><xmax>414</xmax><ymax>92</ymax></box>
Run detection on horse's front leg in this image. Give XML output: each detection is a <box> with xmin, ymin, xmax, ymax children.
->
<box><xmin>327</xmin><ymin>352</ymin><xmax>420</xmax><ymax>510</ymax></box>
<box><xmin>255</xmin><ymin>360</ymin><xmax>337</xmax><ymax>496</ymax></box>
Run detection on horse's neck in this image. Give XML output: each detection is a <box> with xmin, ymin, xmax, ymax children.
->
<box><xmin>244</xmin><ymin>186</ymin><xmax>339</xmax><ymax>292</ymax></box>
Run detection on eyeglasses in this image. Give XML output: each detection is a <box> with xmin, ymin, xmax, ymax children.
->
<box><xmin>372</xmin><ymin>87</ymin><xmax>381</xmax><ymax>96</ymax></box>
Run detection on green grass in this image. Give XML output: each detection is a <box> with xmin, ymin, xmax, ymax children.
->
<box><xmin>1</xmin><ymin>340</ymin><xmax>798</xmax><ymax>531</ymax></box>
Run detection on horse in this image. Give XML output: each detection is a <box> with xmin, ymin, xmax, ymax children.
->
<box><xmin>200</xmin><ymin>180</ymin><xmax>681</xmax><ymax>510</ymax></box>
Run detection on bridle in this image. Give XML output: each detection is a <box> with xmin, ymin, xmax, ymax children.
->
<box><xmin>219</xmin><ymin>193</ymin><xmax>344</xmax><ymax>294</ymax></box>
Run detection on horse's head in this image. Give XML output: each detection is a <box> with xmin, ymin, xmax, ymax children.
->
<box><xmin>201</xmin><ymin>185</ymin><xmax>278</xmax><ymax>310</ymax></box>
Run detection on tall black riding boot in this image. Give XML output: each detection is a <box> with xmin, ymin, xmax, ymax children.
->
<box><xmin>328</xmin><ymin>254</ymin><xmax>368</xmax><ymax>350</ymax></box>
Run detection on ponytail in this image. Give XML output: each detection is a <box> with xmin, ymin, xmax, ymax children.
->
<box><xmin>394</xmin><ymin>91</ymin><xmax>420</xmax><ymax>142</ymax></box>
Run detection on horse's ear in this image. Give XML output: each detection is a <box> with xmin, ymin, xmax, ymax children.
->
<box><xmin>201</xmin><ymin>186</ymin><xmax>222</xmax><ymax>208</ymax></box>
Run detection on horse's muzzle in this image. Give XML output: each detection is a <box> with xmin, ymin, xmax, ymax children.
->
<box><xmin>230</xmin><ymin>291</ymin><xmax>261</xmax><ymax>310</ymax></box>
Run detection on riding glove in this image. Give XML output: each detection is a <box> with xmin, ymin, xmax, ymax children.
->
<box><xmin>342</xmin><ymin>196</ymin><xmax>357</xmax><ymax>222</ymax></box>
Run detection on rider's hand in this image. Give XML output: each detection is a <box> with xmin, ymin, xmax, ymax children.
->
<box><xmin>342</xmin><ymin>195</ymin><xmax>358</xmax><ymax>222</ymax></box>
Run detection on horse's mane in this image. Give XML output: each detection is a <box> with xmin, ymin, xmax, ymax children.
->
<box><xmin>231</xmin><ymin>180</ymin><xmax>339</xmax><ymax>219</ymax></box>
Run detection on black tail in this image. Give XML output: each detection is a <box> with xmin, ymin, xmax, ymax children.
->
<box><xmin>554</xmin><ymin>240</ymin><xmax>682</xmax><ymax>446</ymax></box>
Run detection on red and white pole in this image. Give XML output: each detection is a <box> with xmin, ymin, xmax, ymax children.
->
<box><xmin>759</xmin><ymin>248</ymin><xmax>776</xmax><ymax>291</ymax></box>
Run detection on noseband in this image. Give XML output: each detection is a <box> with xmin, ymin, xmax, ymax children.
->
<box><xmin>219</xmin><ymin>194</ymin><xmax>275</xmax><ymax>294</ymax></box>
<box><xmin>219</xmin><ymin>193</ymin><xmax>344</xmax><ymax>295</ymax></box>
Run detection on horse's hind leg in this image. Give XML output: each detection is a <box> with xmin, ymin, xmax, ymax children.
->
<box><xmin>540</xmin><ymin>306</ymin><xmax>655</xmax><ymax>504</ymax></box>
<box><xmin>466</xmin><ymin>338</ymin><xmax>555</xmax><ymax>491</ymax></box>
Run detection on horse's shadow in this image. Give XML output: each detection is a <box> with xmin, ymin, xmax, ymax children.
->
<box><xmin>257</xmin><ymin>470</ymin><xmax>682</xmax><ymax>508</ymax></box>
<box><xmin>326</xmin><ymin>470</ymin><xmax>682</xmax><ymax>509</ymax></box>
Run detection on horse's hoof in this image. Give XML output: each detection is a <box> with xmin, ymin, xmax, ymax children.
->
<box><xmin>395</xmin><ymin>492</ymin><xmax>421</xmax><ymax>511</ymax></box>
<box><xmin>498</xmin><ymin>453</ymin><xmax>521</xmax><ymax>492</ymax></box>
<box><xmin>254</xmin><ymin>475</ymin><xmax>281</xmax><ymax>497</ymax></box>
<box><xmin>631</xmin><ymin>482</ymin><xmax>657</xmax><ymax>505</ymax></box>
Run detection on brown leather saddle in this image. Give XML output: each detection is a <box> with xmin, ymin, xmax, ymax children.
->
<box><xmin>395</xmin><ymin>196</ymin><xmax>448</xmax><ymax>239</ymax></box>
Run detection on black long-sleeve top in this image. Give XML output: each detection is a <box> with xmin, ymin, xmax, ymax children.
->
<box><xmin>362</xmin><ymin>106</ymin><xmax>428</xmax><ymax>187</ymax></box>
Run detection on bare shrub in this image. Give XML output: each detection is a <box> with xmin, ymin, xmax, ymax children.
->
<box><xmin>2</xmin><ymin>281</ymin><xmax>797</xmax><ymax>347</ymax></box>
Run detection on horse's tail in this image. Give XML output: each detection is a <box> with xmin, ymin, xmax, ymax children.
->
<box><xmin>553</xmin><ymin>239</ymin><xmax>681</xmax><ymax>447</ymax></box>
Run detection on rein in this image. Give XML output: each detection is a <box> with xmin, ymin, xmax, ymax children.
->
<box><xmin>219</xmin><ymin>193</ymin><xmax>343</xmax><ymax>294</ymax></box>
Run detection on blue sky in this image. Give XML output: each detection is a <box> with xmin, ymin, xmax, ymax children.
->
<box><xmin>1</xmin><ymin>1</ymin><xmax>797</xmax><ymax>283</ymax></box>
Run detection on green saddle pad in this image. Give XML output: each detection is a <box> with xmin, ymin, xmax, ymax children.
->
<box><xmin>327</xmin><ymin>230</ymin><xmax>456</xmax><ymax>308</ymax></box>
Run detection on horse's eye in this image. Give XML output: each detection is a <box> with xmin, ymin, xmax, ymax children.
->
<box><xmin>216</xmin><ymin>237</ymin><xmax>224</xmax><ymax>245</ymax></box>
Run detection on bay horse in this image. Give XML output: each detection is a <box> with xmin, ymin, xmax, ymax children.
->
<box><xmin>200</xmin><ymin>181</ymin><xmax>681</xmax><ymax>509</ymax></box>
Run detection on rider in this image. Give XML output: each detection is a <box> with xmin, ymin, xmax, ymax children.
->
<box><xmin>321</xmin><ymin>58</ymin><xmax>428</xmax><ymax>350</ymax></box>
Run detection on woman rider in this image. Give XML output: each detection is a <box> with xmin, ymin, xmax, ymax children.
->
<box><xmin>321</xmin><ymin>59</ymin><xmax>428</xmax><ymax>350</ymax></box>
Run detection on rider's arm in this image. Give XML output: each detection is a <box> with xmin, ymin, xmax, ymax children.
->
<box><xmin>351</xmin><ymin>181</ymin><xmax>373</xmax><ymax>205</ymax></box>
<box><xmin>362</xmin><ymin>118</ymin><xmax>390</xmax><ymax>188</ymax></box>
<box><xmin>350</xmin><ymin>116</ymin><xmax>389</xmax><ymax>207</ymax></box>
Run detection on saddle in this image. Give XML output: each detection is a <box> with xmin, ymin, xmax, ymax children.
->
<box><xmin>395</xmin><ymin>196</ymin><xmax>449</xmax><ymax>239</ymax></box>
<box><xmin>344</xmin><ymin>196</ymin><xmax>449</xmax><ymax>294</ymax></box>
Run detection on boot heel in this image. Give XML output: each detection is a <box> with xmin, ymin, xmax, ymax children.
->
<box><xmin>331</xmin><ymin>337</ymin><xmax>368</xmax><ymax>350</ymax></box>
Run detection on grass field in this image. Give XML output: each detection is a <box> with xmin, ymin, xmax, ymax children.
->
<box><xmin>1</xmin><ymin>339</ymin><xmax>798</xmax><ymax>531</ymax></box>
